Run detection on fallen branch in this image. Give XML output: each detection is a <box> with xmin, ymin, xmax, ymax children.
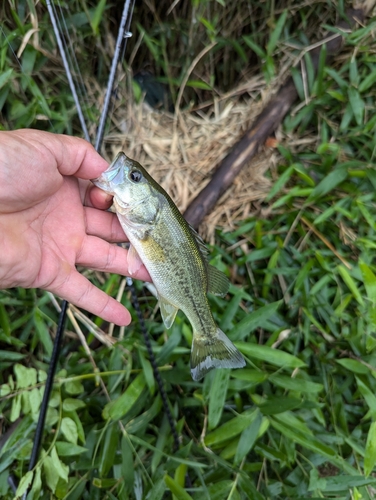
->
<box><xmin>183</xmin><ymin>8</ymin><xmax>366</xmax><ymax>228</ymax></box>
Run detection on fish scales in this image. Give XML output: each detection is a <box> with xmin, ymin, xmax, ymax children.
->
<box><xmin>93</xmin><ymin>152</ymin><xmax>246</xmax><ymax>380</ymax></box>
<box><xmin>136</xmin><ymin>209</ymin><xmax>211</xmax><ymax>336</ymax></box>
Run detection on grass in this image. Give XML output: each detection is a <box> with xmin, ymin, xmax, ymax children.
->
<box><xmin>2</xmin><ymin>1</ymin><xmax>376</xmax><ymax>499</ymax></box>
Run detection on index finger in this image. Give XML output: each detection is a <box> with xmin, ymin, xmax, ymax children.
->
<box><xmin>48</xmin><ymin>133</ymin><xmax>109</xmax><ymax>179</ymax></box>
<box><xmin>11</xmin><ymin>129</ymin><xmax>110</xmax><ymax>180</ymax></box>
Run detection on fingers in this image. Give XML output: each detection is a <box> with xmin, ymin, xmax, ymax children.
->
<box><xmin>84</xmin><ymin>184</ymin><xmax>114</xmax><ymax>210</ymax></box>
<box><xmin>84</xmin><ymin>207</ymin><xmax>127</xmax><ymax>242</ymax></box>
<box><xmin>50</xmin><ymin>269</ymin><xmax>132</xmax><ymax>326</ymax></box>
<box><xmin>77</xmin><ymin>234</ymin><xmax>151</xmax><ymax>282</ymax></box>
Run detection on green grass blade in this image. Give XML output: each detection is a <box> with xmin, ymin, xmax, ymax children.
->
<box><xmin>208</xmin><ymin>369</ymin><xmax>230</xmax><ymax>430</ymax></box>
<box><xmin>103</xmin><ymin>373</ymin><xmax>146</xmax><ymax>420</ymax></box>
<box><xmin>236</xmin><ymin>342</ymin><xmax>306</xmax><ymax>369</ymax></box>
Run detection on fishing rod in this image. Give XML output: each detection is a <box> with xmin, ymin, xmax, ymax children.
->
<box><xmin>8</xmin><ymin>0</ymin><xmax>179</xmax><ymax>496</ymax></box>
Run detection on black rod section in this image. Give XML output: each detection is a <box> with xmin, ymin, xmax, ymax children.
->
<box><xmin>21</xmin><ymin>300</ymin><xmax>68</xmax><ymax>499</ymax></box>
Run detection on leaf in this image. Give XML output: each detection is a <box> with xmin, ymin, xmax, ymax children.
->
<box><xmin>99</xmin><ymin>423</ymin><xmax>119</xmax><ymax>477</ymax></box>
<box><xmin>64</xmin><ymin>379</ymin><xmax>84</xmax><ymax>395</ymax></box>
<box><xmin>130</xmin><ymin>434</ymin><xmax>206</xmax><ymax>469</ymax></box>
<box><xmin>14</xmin><ymin>363</ymin><xmax>37</xmax><ymax>388</ymax></box>
<box><xmin>269</xmin><ymin>374</ymin><xmax>324</xmax><ymax>393</ymax></box>
<box><xmin>0</xmin><ymin>303</ymin><xmax>11</xmax><ymax>336</ymax></box>
<box><xmin>164</xmin><ymin>474</ymin><xmax>194</xmax><ymax>500</ymax></box>
<box><xmin>337</xmin><ymin>265</ymin><xmax>365</xmax><ymax>307</ymax></box>
<box><xmin>267</xmin><ymin>10</ymin><xmax>287</xmax><ymax>55</ymax></box>
<box><xmin>258</xmin><ymin>396</ymin><xmax>302</xmax><ymax>415</ymax></box>
<box><xmin>145</xmin><ymin>478</ymin><xmax>165</xmax><ymax>500</ymax></box>
<box><xmin>242</xmin><ymin>36</ymin><xmax>266</xmax><ymax>58</ymax></box>
<box><xmin>15</xmin><ymin>470</ymin><xmax>33</xmax><ymax>497</ymax></box>
<box><xmin>358</xmin><ymin>68</ymin><xmax>376</xmax><ymax>93</ymax></box>
<box><xmin>231</xmin><ymin>301</ymin><xmax>282</xmax><ymax>340</ymax></box>
<box><xmin>349</xmin><ymin>57</ymin><xmax>359</xmax><ymax>86</ymax></box>
<box><xmin>44</xmin><ymin>456</ymin><xmax>59</xmax><ymax>493</ymax></box>
<box><xmin>51</xmin><ymin>446</ymin><xmax>68</xmax><ymax>481</ymax></box>
<box><xmin>61</xmin><ymin>417</ymin><xmax>78</xmax><ymax>445</ymax></box>
<box><xmin>29</xmin><ymin>387</ymin><xmax>42</xmax><ymax>415</ymax></box>
<box><xmin>0</xmin><ymin>350</ymin><xmax>25</xmax><ymax>361</ymax></box>
<box><xmin>360</xmin><ymin>261</ymin><xmax>376</xmax><ymax>302</ymax></box>
<box><xmin>10</xmin><ymin>394</ymin><xmax>22</xmax><ymax>422</ymax></box>
<box><xmin>234</xmin><ymin>409</ymin><xmax>262</xmax><ymax>464</ymax></box>
<box><xmin>197</xmin><ymin>481</ymin><xmax>233</xmax><ymax>500</ymax></box>
<box><xmin>336</xmin><ymin>358</ymin><xmax>369</xmax><ymax>374</ymax></box>
<box><xmin>266</xmin><ymin>165</ymin><xmax>294</xmax><ymax>201</ymax></box>
<box><xmin>139</xmin><ymin>349</ymin><xmax>155</xmax><ymax>395</ymax></box>
<box><xmin>348</xmin><ymin>86</ymin><xmax>364</xmax><ymax>125</ymax></box>
<box><xmin>44</xmin><ymin>447</ymin><xmax>68</xmax><ymax>493</ymax></box>
<box><xmin>55</xmin><ymin>441</ymin><xmax>87</xmax><ymax>456</ymax></box>
<box><xmin>29</xmin><ymin>466</ymin><xmax>42</xmax><ymax>500</ymax></box>
<box><xmin>291</xmin><ymin>67</ymin><xmax>304</xmax><ymax>101</ymax></box>
<box><xmin>175</xmin><ymin>463</ymin><xmax>188</xmax><ymax>488</ymax></box>
<box><xmin>235</xmin><ymin>342</ymin><xmax>306</xmax><ymax>368</ymax></box>
<box><xmin>356</xmin><ymin>377</ymin><xmax>376</xmax><ymax>418</ymax></box>
<box><xmin>33</xmin><ymin>310</ymin><xmax>53</xmax><ymax>356</ymax></box>
<box><xmin>322</xmin><ymin>475</ymin><xmax>376</xmax><ymax>492</ymax></box>
<box><xmin>364</xmin><ymin>421</ymin><xmax>376</xmax><ymax>476</ymax></box>
<box><xmin>186</xmin><ymin>79</ymin><xmax>212</xmax><ymax>90</ymax></box>
<box><xmin>270</xmin><ymin>416</ymin><xmax>354</xmax><ymax>472</ymax></box>
<box><xmin>62</xmin><ymin>398</ymin><xmax>86</xmax><ymax>412</ymax></box>
<box><xmin>26</xmin><ymin>76</ymin><xmax>51</xmax><ymax>118</ymax></box>
<box><xmin>0</xmin><ymin>68</ymin><xmax>13</xmax><ymax>90</ymax></box>
<box><xmin>307</xmin><ymin>166</ymin><xmax>348</xmax><ymax>202</ymax></box>
<box><xmin>308</xmin><ymin>468</ymin><xmax>327</xmax><ymax>491</ymax></box>
<box><xmin>262</xmin><ymin>249</ymin><xmax>280</xmax><ymax>298</ymax></box>
<box><xmin>208</xmin><ymin>369</ymin><xmax>230</xmax><ymax>430</ymax></box>
<box><xmin>205</xmin><ymin>408</ymin><xmax>258</xmax><ymax>447</ymax></box>
<box><xmin>103</xmin><ymin>373</ymin><xmax>146</xmax><ymax>420</ymax></box>
<box><xmin>90</xmin><ymin>0</ymin><xmax>107</xmax><ymax>35</ymax></box>
<box><xmin>316</xmin><ymin>43</ymin><xmax>327</xmax><ymax>96</ymax></box>
<box><xmin>121</xmin><ymin>436</ymin><xmax>135</xmax><ymax>492</ymax></box>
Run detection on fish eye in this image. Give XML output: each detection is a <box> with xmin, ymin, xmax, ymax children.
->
<box><xmin>129</xmin><ymin>169</ymin><xmax>143</xmax><ymax>183</ymax></box>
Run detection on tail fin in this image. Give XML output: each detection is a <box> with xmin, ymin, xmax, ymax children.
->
<box><xmin>190</xmin><ymin>328</ymin><xmax>245</xmax><ymax>381</ymax></box>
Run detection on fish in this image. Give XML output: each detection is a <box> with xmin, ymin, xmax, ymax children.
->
<box><xmin>93</xmin><ymin>152</ymin><xmax>246</xmax><ymax>381</ymax></box>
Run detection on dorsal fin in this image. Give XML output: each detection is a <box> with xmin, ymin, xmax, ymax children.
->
<box><xmin>188</xmin><ymin>224</ymin><xmax>229</xmax><ymax>296</ymax></box>
<box><xmin>188</xmin><ymin>223</ymin><xmax>210</xmax><ymax>260</ymax></box>
<box><xmin>207</xmin><ymin>265</ymin><xmax>230</xmax><ymax>297</ymax></box>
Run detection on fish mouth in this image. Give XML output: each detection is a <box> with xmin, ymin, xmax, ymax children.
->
<box><xmin>91</xmin><ymin>152</ymin><xmax>128</xmax><ymax>194</ymax></box>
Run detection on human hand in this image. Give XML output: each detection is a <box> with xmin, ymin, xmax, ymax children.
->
<box><xmin>0</xmin><ymin>129</ymin><xmax>150</xmax><ymax>325</ymax></box>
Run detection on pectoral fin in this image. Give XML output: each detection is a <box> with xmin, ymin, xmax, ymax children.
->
<box><xmin>127</xmin><ymin>244</ymin><xmax>144</xmax><ymax>276</ymax></box>
<box><xmin>207</xmin><ymin>265</ymin><xmax>230</xmax><ymax>297</ymax></box>
<box><xmin>159</xmin><ymin>296</ymin><xmax>179</xmax><ymax>329</ymax></box>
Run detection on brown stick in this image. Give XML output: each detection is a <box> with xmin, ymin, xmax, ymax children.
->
<box><xmin>183</xmin><ymin>8</ymin><xmax>365</xmax><ymax>229</ymax></box>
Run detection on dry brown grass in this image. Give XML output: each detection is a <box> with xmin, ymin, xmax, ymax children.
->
<box><xmin>102</xmin><ymin>74</ymin><xmax>282</xmax><ymax>241</ymax></box>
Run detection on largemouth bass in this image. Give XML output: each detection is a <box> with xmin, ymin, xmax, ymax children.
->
<box><xmin>93</xmin><ymin>152</ymin><xmax>245</xmax><ymax>380</ymax></box>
